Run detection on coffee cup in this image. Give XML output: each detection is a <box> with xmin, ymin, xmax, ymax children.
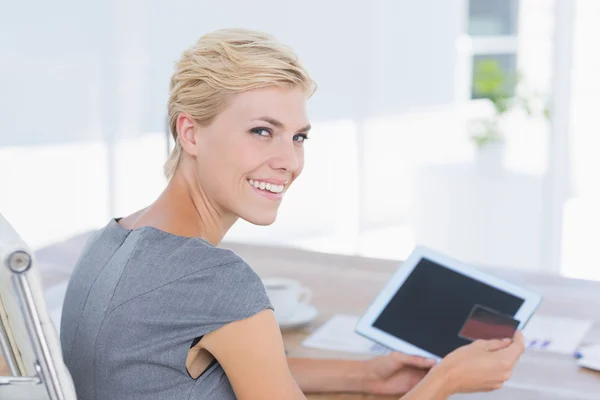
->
<box><xmin>262</xmin><ymin>277</ymin><xmax>312</xmax><ymax>322</ymax></box>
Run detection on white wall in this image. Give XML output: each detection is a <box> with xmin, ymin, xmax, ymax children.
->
<box><xmin>0</xmin><ymin>0</ymin><xmax>464</xmax><ymax>248</ymax></box>
<box><xmin>560</xmin><ymin>0</ymin><xmax>600</xmax><ymax>280</ymax></box>
<box><xmin>2</xmin><ymin>0</ymin><xmax>587</xmax><ymax>280</ymax></box>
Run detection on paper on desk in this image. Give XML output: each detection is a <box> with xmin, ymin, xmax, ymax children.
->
<box><xmin>522</xmin><ymin>315</ymin><xmax>592</xmax><ymax>355</ymax></box>
<box><xmin>301</xmin><ymin>314</ymin><xmax>390</xmax><ymax>355</ymax></box>
<box><xmin>302</xmin><ymin>314</ymin><xmax>593</xmax><ymax>357</ymax></box>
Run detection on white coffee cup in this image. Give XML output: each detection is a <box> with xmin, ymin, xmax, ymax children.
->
<box><xmin>262</xmin><ymin>277</ymin><xmax>312</xmax><ymax>322</ymax></box>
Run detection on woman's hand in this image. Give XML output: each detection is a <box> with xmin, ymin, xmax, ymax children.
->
<box><xmin>433</xmin><ymin>330</ymin><xmax>525</xmax><ymax>394</ymax></box>
<box><xmin>362</xmin><ymin>352</ymin><xmax>437</xmax><ymax>395</ymax></box>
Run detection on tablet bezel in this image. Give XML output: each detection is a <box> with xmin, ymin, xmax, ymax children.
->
<box><xmin>355</xmin><ymin>246</ymin><xmax>543</xmax><ymax>361</ymax></box>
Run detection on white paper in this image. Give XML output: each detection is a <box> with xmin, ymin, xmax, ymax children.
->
<box><xmin>522</xmin><ymin>315</ymin><xmax>592</xmax><ymax>355</ymax></box>
<box><xmin>578</xmin><ymin>344</ymin><xmax>600</xmax><ymax>371</ymax></box>
<box><xmin>301</xmin><ymin>314</ymin><xmax>389</xmax><ymax>355</ymax></box>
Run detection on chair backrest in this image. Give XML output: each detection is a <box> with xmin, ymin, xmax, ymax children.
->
<box><xmin>0</xmin><ymin>213</ymin><xmax>77</xmax><ymax>400</ymax></box>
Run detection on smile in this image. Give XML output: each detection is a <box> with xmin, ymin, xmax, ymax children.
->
<box><xmin>247</xmin><ymin>179</ymin><xmax>285</xmax><ymax>194</ymax></box>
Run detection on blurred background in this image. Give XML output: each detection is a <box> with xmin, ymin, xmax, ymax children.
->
<box><xmin>1</xmin><ymin>0</ymin><xmax>599</xmax><ymax>280</ymax></box>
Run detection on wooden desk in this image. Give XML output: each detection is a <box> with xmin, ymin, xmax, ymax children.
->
<box><xmin>223</xmin><ymin>242</ymin><xmax>600</xmax><ymax>400</ymax></box>
<box><xmin>2</xmin><ymin>239</ymin><xmax>599</xmax><ymax>399</ymax></box>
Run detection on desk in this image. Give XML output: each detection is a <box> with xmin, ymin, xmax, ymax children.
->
<box><xmin>222</xmin><ymin>242</ymin><xmax>600</xmax><ymax>400</ymax></box>
<box><xmin>2</xmin><ymin>239</ymin><xmax>600</xmax><ymax>399</ymax></box>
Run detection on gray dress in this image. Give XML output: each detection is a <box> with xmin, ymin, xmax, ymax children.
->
<box><xmin>60</xmin><ymin>219</ymin><xmax>272</xmax><ymax>399</ymax></box>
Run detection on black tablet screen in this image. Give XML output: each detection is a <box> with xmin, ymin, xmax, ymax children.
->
<box><xmin>372</xmin><ymin>258</ymin><xmax>525</xmax><ymax>357</ymax></box>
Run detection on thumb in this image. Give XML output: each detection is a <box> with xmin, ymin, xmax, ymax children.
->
<box><xmin>482</xmin><ymin>338</ymin><xmax>513</xmax><ymax>351</ymax></box>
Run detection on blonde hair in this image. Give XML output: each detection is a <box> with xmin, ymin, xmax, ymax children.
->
<box><xmin>164</xmin><ymin>28</ymin><xmax>316</xmax><ymax>179</ymax></box>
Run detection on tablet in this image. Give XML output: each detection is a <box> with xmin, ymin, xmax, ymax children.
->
<box><xmin>355</xmin><ymin>246</ymin><xmax>542</xmax><ymax>361</ymax></box>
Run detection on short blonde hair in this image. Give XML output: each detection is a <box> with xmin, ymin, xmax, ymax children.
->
<box><xmin>164</xmin><ymin>28</ymin><xmax>316</xmax><ymax>179</ymax></box>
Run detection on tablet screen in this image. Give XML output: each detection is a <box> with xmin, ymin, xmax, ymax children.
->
<box><xmin>372</xmin><ymin>257</ymin><xmax>525</xmax><ymax>357</ymax></box>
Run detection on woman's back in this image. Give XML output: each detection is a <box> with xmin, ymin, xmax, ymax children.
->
<box><xmin>60</xmin><ymin>219</ymin><xmax>271</xmax><ymax>400</ymax></box>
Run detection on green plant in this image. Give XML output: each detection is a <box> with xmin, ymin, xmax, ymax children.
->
<box><xmin>472</xmin><ymin>59</ymin><xmax>516</xmax><ymax>113</ymax></box>
<box><xmin>469</xmin><ymin>59</ymin><xmax>549</xmax><ymax>148</ymax></box>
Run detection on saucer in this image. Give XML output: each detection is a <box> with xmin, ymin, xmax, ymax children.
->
<box><xmin>277</xmin><ymin>304</ymin><xmax>318</xmax><ymax>329</ymax></box>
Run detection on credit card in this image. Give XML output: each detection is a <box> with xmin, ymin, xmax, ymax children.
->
<box><xmin>458</xmin><ymin>304</ymin><xmax>520</xmax><ymax>341</ymax></box>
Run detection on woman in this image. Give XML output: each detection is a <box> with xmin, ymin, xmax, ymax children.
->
<box><xmin>60</xmin><ymin>29</ymin><xmax>524</xmax><ymax>399</ymax></box>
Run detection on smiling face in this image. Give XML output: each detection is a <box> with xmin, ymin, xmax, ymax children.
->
<box><xmin>187</xmin><ymin>85</ymin><xmax>311</xmax><ymax>225</ymax></box>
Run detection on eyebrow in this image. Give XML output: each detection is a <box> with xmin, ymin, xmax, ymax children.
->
<box><xmin>255</xmin><ymin>117</ymin><xmax>311</xmax><ymax>133</ymax></box>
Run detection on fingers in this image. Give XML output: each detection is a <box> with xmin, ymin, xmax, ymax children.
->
<box><xmin>488</xmin><ymin>331</ymin><xmax>525</xmax><ymax>380</ymax></box>
<box><xmin>503</xmin><ymin>333</ymin><xmax>526</xmax><ymax>360</ymax></box>
<box><xmin>411</xmin><ymin>355</ymin><xmax>436</xmax><ymax>369</ymax></box>
<box><xmin>391</xmin><ymin>352</ymin><xmax>437</xmax><ymax>369</ymax></box>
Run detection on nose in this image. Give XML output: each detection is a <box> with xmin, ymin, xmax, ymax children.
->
<box><xmin>269</xmin><ymin>138</ymin><xmax>300</xmax><ymax>173</ymax></box>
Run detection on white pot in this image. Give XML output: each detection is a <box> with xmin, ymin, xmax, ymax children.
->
<box><xmin>476</xmin><ymin>141</ymin><xmax>505</xmax><ymax>175</ymax></box>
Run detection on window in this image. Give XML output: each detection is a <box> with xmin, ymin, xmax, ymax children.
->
<box><xmin>468</xmin><ymin>0</ymin><xmax>520</xmax><ymax>36</ymax></box>
<box><xmin>464</xmin><ymin>0</ymin><xmax>520</xmax><ymax>101</ymax></box>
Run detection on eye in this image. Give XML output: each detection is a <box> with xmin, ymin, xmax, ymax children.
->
<box><xmin>294</xmin><ymin>133</ymin><xmax>309</xmax><ymax>143</ymax></box>
<box><xmin>250</xmin><ymin>127</ymin><xmax>272</xmax><ymax>137</ymax></box>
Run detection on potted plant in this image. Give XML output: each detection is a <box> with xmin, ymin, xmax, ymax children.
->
<box><xmin>469</xmin><ymin>59</ymin><xmax>549</xmax><ymax>171</ymax></box>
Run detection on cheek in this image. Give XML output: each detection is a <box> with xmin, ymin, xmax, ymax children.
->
<box><xmin>236</xmin><ymin>149</ymin><xmax>264</xmax><ymax>177</ymax></box>
<box><xmin>200</xmin><ymin>134</ymin><xmax>249</xmax><ymax>171</ymax></box>
<box><xmin>195</xmin><ymin>142</ymin><xmax>238</xmax><ymax>193</ymax></box>
<box><xmin>295</xmin><ymin>151</ymin><xmax>305</xmax><ymax>177</ymax></box>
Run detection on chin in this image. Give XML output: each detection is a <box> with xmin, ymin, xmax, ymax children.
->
<box><xmin>241</xmin><ymin>210</ymin><xmax>278</xmax><ymax>226</ymax></box>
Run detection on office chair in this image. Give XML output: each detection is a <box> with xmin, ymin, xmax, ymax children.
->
<box><xmin>0</xmin><ymin>213</ymin><xmax>77</xmax><ymax>399</ymax></box>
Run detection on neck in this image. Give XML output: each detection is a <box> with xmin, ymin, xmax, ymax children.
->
<box><xmin>143</xmin><ymin>169</ymin><xmax>237</xmax><ymax>246</ymax></box>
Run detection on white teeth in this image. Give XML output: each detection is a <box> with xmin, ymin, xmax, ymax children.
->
<box><xmin>248</xmin><ymin>179</ymin><xmax>285</xmax><ymax>194</ymax></box>
<box><xmin>267</xmin><ymin>185</ymin><xmax>283</xmax><ymax>193</ymax></box>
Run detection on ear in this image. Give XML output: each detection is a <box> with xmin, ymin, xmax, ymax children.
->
<box><xmin>177</xmin><ymin>113</ymin><xmax>198</xmax><ymax>156</ymax></box>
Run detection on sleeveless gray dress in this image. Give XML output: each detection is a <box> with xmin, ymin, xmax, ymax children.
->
<box><xmin>60</xmin><ymin>219</ymin><xmax>272</xmax><ymax>399</ymax></box>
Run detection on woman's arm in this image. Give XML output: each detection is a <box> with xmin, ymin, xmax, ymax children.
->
<box><xmin>288</xmin><ymin>352</ymin><xmax>437</xmax><ymax>395</ymax></box>
<box><xmin>399</xmin><ymin>367</ymin><xmax>453</xmax><ymax>400</ymax></box>
<box><xmin>287</xmin><ymin>358</ymin><xmax>368</xmax><ymax>393</ymax></box>
<box><xmin>200</xmin><ymin>309</ymin><xmax>306</xmax><ymax>400</ymax></box>
<box><xmin>288</xmin><ymin>357</ymin><xmax>451</xmax><ymax>399</ymax></box>
<box><xmin>0</xmin><ymin>355</ymin><xmax>9</xmax><ymax>375</ymax></box>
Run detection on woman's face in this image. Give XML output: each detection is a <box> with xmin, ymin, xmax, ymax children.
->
<box><xmin>193</xmin><ymin>85</ymin><xmax>310</xmax><ymax>225</ymax></box>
